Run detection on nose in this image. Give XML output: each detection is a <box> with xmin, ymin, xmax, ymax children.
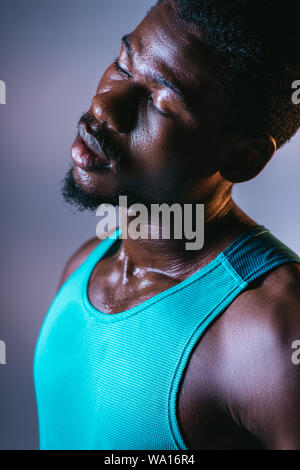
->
<box><xmin>92</xmin><ymin>82</ymin><xmax>142</xmax><ymax>133</ymax></box>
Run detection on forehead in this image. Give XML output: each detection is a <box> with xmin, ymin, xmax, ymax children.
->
<box><xmin>128</xmin><ymin>0</ymin><xmax>221</xmax><ymax>96</ymax></box>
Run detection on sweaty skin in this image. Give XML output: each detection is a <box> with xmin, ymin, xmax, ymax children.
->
<box><xmin>61</xmin><ymin>0</ymin><xmax>300</xmax><ymax>449</ymax></box>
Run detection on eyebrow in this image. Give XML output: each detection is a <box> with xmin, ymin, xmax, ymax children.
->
<box><xmin>121</xmin><ymin>34</ymin><xmax>187</xmax><ymax>102</ymax></box>
<box><xmin>121</xmin><ymin>34</ymin><xmax>133</xmax><ymax>59</ymax></box>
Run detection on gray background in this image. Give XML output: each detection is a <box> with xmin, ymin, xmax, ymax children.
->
<box><xmin>0</xmin><ymin>0</ymin><xmax>299</xmax><ymax>450</ymax></box>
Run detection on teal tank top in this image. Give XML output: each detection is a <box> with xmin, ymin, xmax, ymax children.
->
<box><xmin>33</xmin><ymin>225</ymin><xmax>300</xmax><ymax>450</ymax></box>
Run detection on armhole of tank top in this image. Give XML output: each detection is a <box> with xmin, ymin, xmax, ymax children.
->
<box><xmin>167</xmin><ymin>259</ymin><xmax>248</xmax><ymax>450</ymax></box>
<box><xmin>167</xmin><ymin>227</ymin><xmax>300</xmax><ymax>449</ymax></box>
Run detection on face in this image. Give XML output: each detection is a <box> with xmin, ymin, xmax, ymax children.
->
<box><xmin>63</xmin><ymin>0</ymin><xmax>231</xmax><ymax>210</ymax></box>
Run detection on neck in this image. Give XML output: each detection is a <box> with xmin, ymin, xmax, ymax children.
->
<box><xmin>113</xmin><ymin>189</ymin><xmax>256</xmax><ymax>280</ymax></box>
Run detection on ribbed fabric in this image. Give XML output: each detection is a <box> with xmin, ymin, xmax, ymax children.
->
<box><xmin>33</xmin><ymin>225</ymin><xmax>300</xmax><ymax>450</ymax></box>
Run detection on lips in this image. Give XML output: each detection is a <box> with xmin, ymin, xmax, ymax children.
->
<box><xmin>71</xmin><ymin>122</ymin><xmax>112</xmax><ymax>172</ymax></box>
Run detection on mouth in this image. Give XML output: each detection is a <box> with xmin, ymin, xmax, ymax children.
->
<box><xmin>71</xmin><ymin>122</ymin><xmax>112</xmax><ymax>172</ymax></box>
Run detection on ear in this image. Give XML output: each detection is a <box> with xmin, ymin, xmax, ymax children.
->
<box><xmin>220</xmin><ymin>134</ymin><xmax>277</xmax><ymax>183</ymax></box>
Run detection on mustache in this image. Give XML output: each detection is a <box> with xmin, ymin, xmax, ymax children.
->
<box><xmin>77</xmin><ymin>112</ymin><xmax>123</xmax><ymax>165</ymax></box>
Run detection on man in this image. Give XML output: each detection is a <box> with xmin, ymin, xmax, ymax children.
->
<box><xmin>34</xmin><ymin>0</ymin><xmax>300</xmax><ymax>450</ymax></box>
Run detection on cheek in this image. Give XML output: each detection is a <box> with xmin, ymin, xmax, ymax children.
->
<box><xmin>130</xmin><ymin>118</ymin><xmax>186</xmax><ymax>176</ymax></box>
<box><xmin>130</xmin><ymin>115</ymin><xmax>214</xmax><ymax>179</ymax></box>
<box><xmin>168</xmin><ymin>123</ymin><xmax>224</xmax><ymax>177</ymax></box>
<box><xmin>139</xmin><ymin>122</ymin><xmax>202</xmax><ymax>172</ymax></box>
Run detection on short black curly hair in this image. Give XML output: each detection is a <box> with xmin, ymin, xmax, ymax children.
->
<box><xmin>155</xmin><ymin>0</ymin><xmax>300</xmax><ymax>148</ymax></box>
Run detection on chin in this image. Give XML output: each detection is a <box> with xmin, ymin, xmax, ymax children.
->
<box><xmin>62</xmin><ymin>165</ymin><xmax>121</xmax><ymax>211</ymax></box>
<box><xmin>74</xmin><ymin>164</ymin><xmax>120</xmax><ymax>196</ymax></box>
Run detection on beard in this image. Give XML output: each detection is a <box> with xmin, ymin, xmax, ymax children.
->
<box><xmin>61</xmin><ymin>164</ymin><xmax>183</xmax><ymax>212</ymax></box>
<box><xmin>61</xmin><ymin>166</ymin><xmax>124</xmax><ymax>211</ymax></box>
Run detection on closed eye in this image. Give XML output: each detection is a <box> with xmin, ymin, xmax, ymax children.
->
<box><xmin>147</xmin><ymin>94</ymin><xmax>170</xmax><ymax>119</ymax></box>
<box><xmin>113</xmin><ymin>57</ymin><xmax>171</xmax><ymax>119</ymax></box>
<box><xmin>113</xmin><ymin>58</ymin><xmax>131</xmax><ymax>78</ymax></box>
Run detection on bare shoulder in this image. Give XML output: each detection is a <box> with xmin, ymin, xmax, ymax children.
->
<box><xmin>226</xmin><ymin>261</ymin><xmax>300</xmax><ymax>341</ymax></box>
<box><xmin>57</xmin><ymin>227</ymin><xmax>118</xmax><ymax>291</ymax></box>
<box><xmin>210</xmin><ymin>262</ymin><xmax>300</xmax><ymax>381</ymax></box>
<box><xmin>204</xmin><ymin>262</ymin><xmax>300</xmax><ymax>448</ymax></box>
<box><xmin>209</xmin><ymin>261</ymin><xmax>300</xmax><ymax>346</ymax></box>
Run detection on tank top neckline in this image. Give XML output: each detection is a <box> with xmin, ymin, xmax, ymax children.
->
<box><xmin>80</xmin><ymin>224</ymin><xmax>267</xmax><ymax>322</ymax></box>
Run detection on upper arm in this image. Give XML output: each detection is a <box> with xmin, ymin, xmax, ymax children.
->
<box><xmin>215</xmin><ymin>264</ymin><xmax>300</xmax><ymax>449</ymax></box>
<box><xmin>250</xmin><ymin>293</ymin><xmax>300</xmax><ymax>450</ymax></box>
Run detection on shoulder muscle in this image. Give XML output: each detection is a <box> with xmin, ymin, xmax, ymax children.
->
<box><xmin>206</xmin><ymin>262</ymin><xmax>300</xmax><ymax>449</ymax></box>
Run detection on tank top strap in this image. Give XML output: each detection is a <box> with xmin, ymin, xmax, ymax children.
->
<box><xmin>222</xmin><ymin>225</ymin><xmax>300</xmax><ymax>284</ymax></box>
